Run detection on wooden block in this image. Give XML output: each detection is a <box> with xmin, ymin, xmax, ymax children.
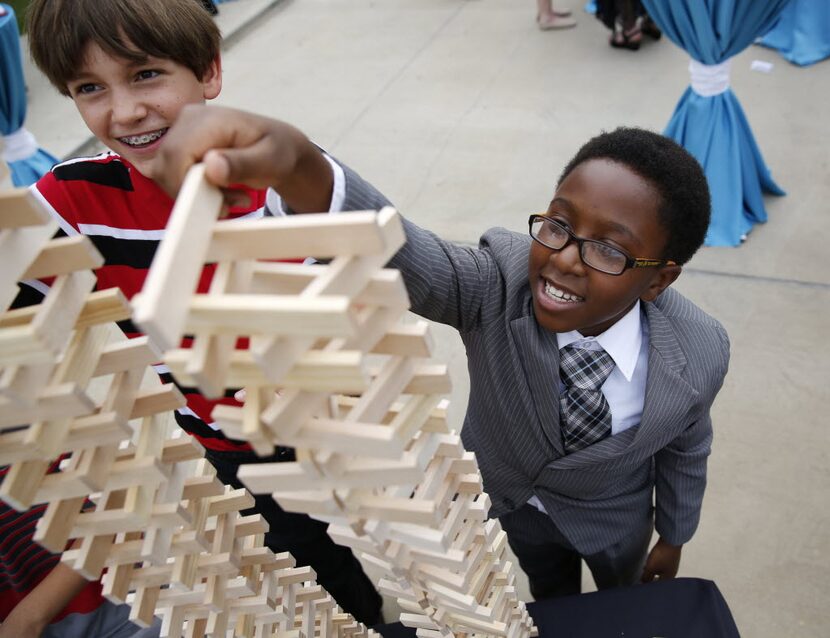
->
<box><xmin>130</xmin><ymin>383</ymin><xmax>186</xmax><ymax>420</ymax></box>
<box><xmin>0</xmin><ymin>188</ymin><xmax>52</xmax><ymax>228</ymax></box>
<box><xmin>102</xmin><ymin>560</ymin><xmax>135</xmax><ymax>603</ymax></box>
<box><xmin>207</xmin><ymin>488</ymin><xmax>255</xmax><ymax>517</ymax></box>
<box><xmin>259</xmin><ymin>389</ymin><xmax>328</xmax><ymax>442</ymax></box>
<box><xmin>132</xmin><ymin>163</ymin><xmax>223</xmax><ymax>351</ymax></box>
<box><xmin>161</xmin><ymin>435</ymin><xmax>205</xmax><ymax>464</ymax></box>
<box><xmin>349</xmin><ymin>495</ymin><xmax>441</xmax><ymax>527</ymax></box>
<box><xmin>34</xmin><ymin>444</ymin><xmax>117</xmax><ymax>501</ymax></box>
<box><xmin>171</xmin><ymin>348</ymin><xmax>369</xmax><ymax>395</ymax></box>
<box><xmin>238</xmin><ymin>461</ymin><xmax>319</xmax><ymax>494</ymax></box>
<box><xmin>29</xmin><ymin>270</ymin><xmax>97</xmax><ymax>358</ymax></box>
<box><xmin>0</xmin><ymin>217</ymin><xmax>58</xmax><ymax>311</ymax></box>
<box><xmin>73</xmin><ymin>532</ymin><xmax>115</xmax><ymax>580</ymax></box>
<box><xmin>0</xmin><ymin>458</ymin><xmax>50</xmax><ymax>510</ymax></box>
<box><xmin>22</xmin><ymin>235</ymin><xmax>104</xmax><ymax>280</ymax></box>
<box><xmin>0</xmin><ymin>360</ymin><xmax>54</xmax><ymax>406</ymax></box>
<box><xmin>345</xmin><ymin>356</ymin><xmax>416</xmax><ymax>425</ymax></box>
<box><xmin>403</xmin><ymin>364</ymin><xmax>452</xmax><ymax>396</ymax></box>
<box><xmin>206</xmin><ymin>208</ymin><xmax>404</xmax><ymax>262</ymax></box>
<box><xmin>33</xmin><ymin>495</ymin><xmax>85</xmax><ymax>552</ymax></box>
<box><xmin>187</xmin><ymin>260</ymin><xmax>253</xmax><ymax>398</ymax></box>
<box><xmin>186</xmin><ymin>294</ymin><xmax>356</xmax><ymax>338</ymax></box>
<box><xmin>62</xmin><ymin>411</ymin><xmax>132</xmax><ymax>450</ymax></box>
<box><xmin>0</xmin><ymin>272</ymin><xmax>95</xmax><ymax>365</ymax></box>
<box><xmin>372</xmin><ymin>322</ymin><xmax>433</xmax><ymax>358</ymax></box>
<box><xmin>241</xmin><ymin>387</ymin><xmax>277</xmax><ymax>456</ymax></box>
<box><xmin>130</xmin><ymin>585</ymin><xmax>161</xmax><ymax>628</ymax></box>
<box><xmin>93</xmin><ymin>336</ymin><xmax>160</xmax><ymax>376</ymax></box>
<box><xmin>290</xmin><ymin>417</ymin><xmax>405</xmax><ymax>459</ymax></box>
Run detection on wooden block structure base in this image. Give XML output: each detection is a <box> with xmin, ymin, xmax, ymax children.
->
<box><xmin>0</xmin><ymin>185</ymin><xmax>378</xmax><ymax>638</ymax></box>
<box><xmin>131</xmin><ymin>167</ymin><xmax>537</xmax><ymax>638</ymax></box>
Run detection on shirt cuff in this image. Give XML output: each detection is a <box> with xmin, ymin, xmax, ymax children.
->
<box><xmin>265</xmin><ymin>153</ymin><xmax>345</xmax><ymax>217</ymax></box>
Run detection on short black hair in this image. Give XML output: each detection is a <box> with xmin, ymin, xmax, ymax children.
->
<box><xmin>558</xmin><ymin>128</ymin><xmax>710</xmax><ymax>265</ymax></box>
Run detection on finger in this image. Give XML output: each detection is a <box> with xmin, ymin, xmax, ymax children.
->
<box><xmin>641</xmin><ymin>566</ymin><xmax>655</xmax><ymax>583</ymax></box>
<box><xmin>216</xmin><ymin>137</ymin><xmax>288</xmax><ymax>190</ymax></box>
<box><xmin>234</xmin><ymin>388</ymin><xmax>247</xmax><ymax>402</ymax></box>
<box><xmin>203</xmin><ymin>149</ymin><xmax>232</xmax><ymax>186</ymax></box>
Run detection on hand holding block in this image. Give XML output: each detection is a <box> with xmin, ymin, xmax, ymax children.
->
<box><xmin>132</xmin><ymin>163</ymin><xmax>223</xmax><ymax>352</ymax></box>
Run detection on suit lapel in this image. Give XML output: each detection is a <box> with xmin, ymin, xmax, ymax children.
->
<box><xmin>510</xmin><ymin>315</ymin><xmax>564</xmax><ymax>456</ymax></box>
<box><xmin>543</xmin><ymin>298</ymin><xmax>698</xmax><ymax>470</ymax></box>
<box><xmin>633</xmin><ymin>300</ymin><xmax>699</xmax><ymax>446</ymax></box>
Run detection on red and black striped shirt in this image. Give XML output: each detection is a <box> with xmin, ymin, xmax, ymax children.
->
<box><xmin>31</xmin><ymin>152</ymin><xmax>268</xmax><ymax>452</ymax></box>
<box><xmin>0</xmin><ymin>461</ymin><xmax>104</xmax><ymax>622</ymax></box>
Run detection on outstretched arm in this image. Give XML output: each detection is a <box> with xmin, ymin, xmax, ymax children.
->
<box><xmin>150</xmin><ymin>104</ymin><xmax>333</xmax><ymax>213</ymax></box>
<box><xmin>0</xmin><ymin>561</ymin><xmax>89</xmax><ymax>638</ymax></box>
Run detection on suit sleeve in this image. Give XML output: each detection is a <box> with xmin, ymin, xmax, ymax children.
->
<box><xmin>653</xmin><ymin>325</ymin><xmax>730</xmax><ymax>546</ymax></box>
<box><xmin>340</xmin><ymin>160</ymin><xmax>501</xmax><ymax>332</ymax></box>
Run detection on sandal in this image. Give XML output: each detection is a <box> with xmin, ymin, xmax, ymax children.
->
<box><xmin>609</xmin><ymin>16</ymin><xmax>642</xmax><ymax>50</ymax></box>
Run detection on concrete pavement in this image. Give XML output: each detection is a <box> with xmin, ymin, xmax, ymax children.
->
<box><xmin>16</xmin><ymin>1</ymin><xmax>830</xmax><ymax>636</ymax></box>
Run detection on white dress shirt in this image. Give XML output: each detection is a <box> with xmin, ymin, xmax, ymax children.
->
<box><xmin>529</xmin><ymin>301</ymin><xmax>649</xmax><ymax>514</ymax></box>
<box><xmin>266</xmin><ymin>154</ymin><xmax>346</xmax><ymax>216</ymax></box>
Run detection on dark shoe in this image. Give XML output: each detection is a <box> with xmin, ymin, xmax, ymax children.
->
<box><xmin>642</xmin><ymin>17</ymin><xmax>662</xmax><ymax>40</ymax></box>
<box><xmin>609</xmin><ymin>16</ymin><xmax>642</xmax><ymax>50</ymax></box>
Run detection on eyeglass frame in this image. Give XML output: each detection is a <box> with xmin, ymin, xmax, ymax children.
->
<box><xmin>527</xmin><ymin>214</ymin><xmax>676</xmax><ymax>276</ymax></box>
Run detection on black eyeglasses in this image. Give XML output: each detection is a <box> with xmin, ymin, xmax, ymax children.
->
<box><xmin>528</xmin><ymin>214</ymin><xmax>675</xmax><ymax>276</ymax></box>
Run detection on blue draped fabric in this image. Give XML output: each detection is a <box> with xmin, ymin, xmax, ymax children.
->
<box><xmin>640</xmin><ymin>0</ymin><xmax>791</xmax><ymax>246</ymax></box>
<box><xmin>759</xmin><ymin>0</ymin><xmax>830</xmax><ymax>67</ymax></box>
<box><xmin>0</xmin><ymin>4</ymin><xmax>58</xmax><ymax>186</ymax></box>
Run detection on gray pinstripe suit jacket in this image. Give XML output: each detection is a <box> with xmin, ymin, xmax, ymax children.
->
<box><xmin>339</xmin><ymin>162</ymin><xmax>730</xmax><ymax>555</ymax></box>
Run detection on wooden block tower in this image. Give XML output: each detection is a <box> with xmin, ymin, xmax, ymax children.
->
<box><xmin>0</xmin><ymin>185</ymin><xmax>378</xmax><ymax>637</ymax></box>
<box><xmin>132</xmin><ymin>167</ymin><xmax>537</xmax><ymax>638</ymax></box>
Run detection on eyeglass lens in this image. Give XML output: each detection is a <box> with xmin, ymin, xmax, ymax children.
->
<box><xmin>530</xmin><ymin>218</ymin><xmax>626</xmax><ymax>274</ymax></box>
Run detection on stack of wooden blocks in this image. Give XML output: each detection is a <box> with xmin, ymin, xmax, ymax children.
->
<box><xmin>132</xmin><ymin>167</ymin><xmax>537</xmax><ymax>638</ymax></box>
<box><xmin>0</xmin><ymin>184</ymin><xmax>376</xmax><ymax>637</ymax></box>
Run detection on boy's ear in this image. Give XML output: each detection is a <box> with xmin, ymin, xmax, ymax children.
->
<box><xmin>640</xmin><ymin>264</ymin><xmax>682</xmax><ymax>302</ymax></box>
<box><xmin>202</xmin><ymin>55</ymin><xmax>223</xmax><ymax>100</ymax></box>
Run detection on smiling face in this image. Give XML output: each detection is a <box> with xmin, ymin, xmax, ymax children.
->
<box><xmin>528</xmin><ymin>158</ymin><xmax>681</xmax><ymax>337</ymax></box>
<box><xmin>68</xmin><ymin>42</ymin><xmax>222</xmax><ymax>176</ymax></box>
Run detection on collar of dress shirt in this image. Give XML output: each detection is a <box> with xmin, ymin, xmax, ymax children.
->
<box><xmin>556</xmin><ymin>301</ymin><xmax>642</xmax><ymax>382</ymax></box>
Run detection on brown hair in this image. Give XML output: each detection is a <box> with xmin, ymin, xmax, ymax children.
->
<box><xmin>27</xmin><ymin>0</ymin><xmax>221</xmax><ymax>96</ymax></box>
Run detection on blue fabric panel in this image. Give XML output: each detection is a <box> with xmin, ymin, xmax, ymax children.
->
<box><xmin>759</xmin><ymin>0</ymin><xmax>830</xmax><ymax>66</ymax></box>
<box><xmin>639</xmin><ymin>0</ymin><xmax>792</xmax><ymax>246</ymax></box>
<box><xmin>642</xmin><ymin>0</ymin><xmax>792</xmax><ymax>64</ymax></box>
<box><xmin>0</xmin><ymin>6</ymin><xmax>26</xmax><ymax>133</ymax></box>
<box><xmin>664</xmin><ymin>88</ymin><xmax>785</xmax><ymax>246</ymax></box>
<box><xmin>0</xmin><ymin>4</ymin><xmax>59</xmax><ymax>186</ymax></box>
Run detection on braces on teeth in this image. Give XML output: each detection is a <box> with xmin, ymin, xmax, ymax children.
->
<box><xmin>123</xmin><ymin>130</ymin><xmax>164</xmax><ymax>145</ymax></box>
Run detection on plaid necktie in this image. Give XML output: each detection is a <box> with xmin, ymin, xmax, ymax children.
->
<box><xmin>559</xmin><ymin>344</ymin><xmax>616</xmax><ymax>454</ymax></box>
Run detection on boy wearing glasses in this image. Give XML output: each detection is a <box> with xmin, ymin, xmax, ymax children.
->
<box><xmin>150</xmin><ymin>106</ymin><xmax>730</xmax><ymax>600</ymax></box>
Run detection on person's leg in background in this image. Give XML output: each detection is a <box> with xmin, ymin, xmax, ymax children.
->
<box><xmin>535</xmin><ymin>0</ymin><xmax>577</xmax><ymax>30</ymax></box>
